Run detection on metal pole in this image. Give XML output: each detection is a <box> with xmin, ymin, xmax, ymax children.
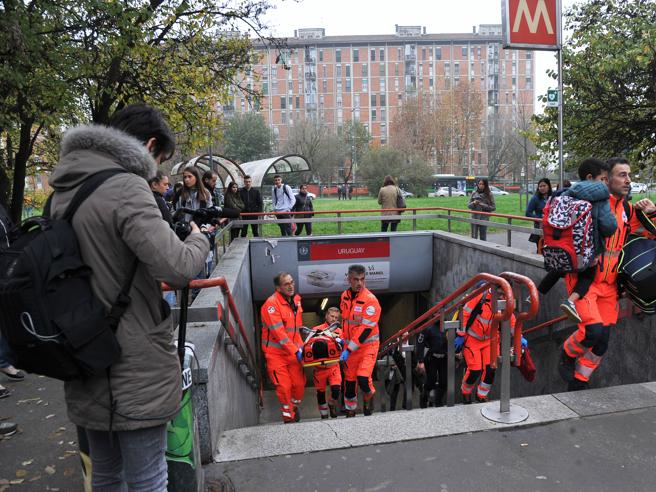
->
<box><xmin>402</xmin><ymin>341</ymin><xmax>413</xmax><ymax>410</ymax></box>
<box><xmin>558</xmin><ymin>47</ymin><xmax>564</xmax><ymax>188</ymax></box>
<box><xmin>499</xmin><ymin>315</ymin><xmax>511</xmax><ymax>413</ymax></box>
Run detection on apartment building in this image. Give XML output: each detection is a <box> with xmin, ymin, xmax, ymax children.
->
<box><xmin>228</xmin><ymin>24</ymin><xmax>534</xmax><ymax>175</ymax></box>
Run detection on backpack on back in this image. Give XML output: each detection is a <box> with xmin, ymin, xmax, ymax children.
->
<box><xmin>0</xmin><ymin>170</ymin><xmax>136</xmax><ymax>380</ymax></box>
<box><xmin>541</xmin><ymin>195</ymin><xmax>595</xmax><ymax>273</ymax></box>
<box><xmin>618</xmin><ymin>235</ymin><xmax>656</xmax><ymax>314</ymax></box>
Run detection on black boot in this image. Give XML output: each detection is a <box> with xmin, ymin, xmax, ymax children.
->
<box><xmin>363</xmin><ymin>397</ymin><xmax>374</xmax><ymax>416</ymax></box>
<box><xmin>328</xmin><ymin>403</ymin><xmax>337</xmax><ymax>418</ymax></box>
<box><xmin>293</xmin><ymin>406</ymin><xmax>301</xmax><ymax>422</ymax></box>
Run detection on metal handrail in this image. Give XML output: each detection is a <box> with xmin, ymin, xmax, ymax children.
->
<box><xmin>162</xmin><ymin>277</ymin><xmax>261</xmax><ymax>397</ymax></box>
<box><xmin>379</xmin><ymin>273</ymin><xmax>515</xmax><ymax>357</ymax></box>
<box><xmin>497</xmin><ymin>272</ymin><xmax>540</xmax><ymax>367</ymax></box>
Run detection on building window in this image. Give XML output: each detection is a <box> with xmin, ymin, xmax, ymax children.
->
<box><xmin>336</xmin><ymin>65</ymin><xmax>342</xmax><ymax>77</ymax></box>
<box><xmin>319</xmin><ymin>50</ymin><xmax>323</xmax><ymax>62</ymax></box>
<box><xmin>462</xmin><ymin>46</ymin><xmax>467</xmax><ymax>57</ymax></box>
<box><xmin>371</xmin><ymin>94</ymin><xmax>377</xmax><ymax>106</ymax></box>
<box><xmin>379</xmin><ymin>63</ymin><xmax>385</xmax><ymax>76</ymax></box>
<box><xmin>322</xmin><ymin>79</ymin><xmax>327</xmax><ymax>92</ymax></box>
<box><xmin>322</xmin><ymin>64</ymin><xmax>327</xmax><ymax>77</ymax></box>
<box><xmin>445</xmin><ymin>62</ymin><xmax>450</xmax><ymax>77</ymax></box>
<box><xmin>526</xmin><ymin>77</ymin><xmax>532</xmax><ymax>89</ymax></box>
<box><xmin>370</xmin><ymin>49</ymin><xmax>376</xmax><ymax>61</ymax></box>
<box><xmin>394</xmin><ymin>63</ymin><xmax>399</xmax><ymax>76</ymax></box>
<box><xmin>371</xmin><ymin>108</ymin><xmax>376</xmax><ymax>121</ymax></box>
<box><xmin>422</xmin><ymin>48</ymin><xmax>426</xmax><ymax>60</ymax></box>
<box><xmin>445</xmin><ymin>78</ymin><xmax>450</xmax><ymax>89</ymax></box>
<box><xmin>435</xmin><ymin>47</ymin><xmax>442</xmax><ymax>60</ymax></box>
<box><xmin>336</xmin><ymin>49</ymin><xmax>341</xmax><ymax>62</ymax></box>
<box><xmin>353</xmin><ymin>49</ymin><xmax>359</xmax><ymax>62</ymax></box>
<box><xmin>454</xmin><ymin>62</ymin><xmax>460</xmax><ymax>78</ymax></box>
<box><xmin>280</xmin><ymin>97</ymin><xmax>286</xmax><ymax>109</ymax></box>
<box><xmin>263</xmin><ymin>81</ymin><xmax>268</xmax><ymax>94</ymax></box>
<box><xmin>346</xmin><ymin>79</ymin><xmax>351</xmax><ymax>91</ymax></box>
<box><xmin>397</xmin><ymin>48</ymin><xmax>402</xmax><ymax>59</ymax></box>
<box><xmin>526</xmin><ymin>52</ymin><xmax>532</xmax><ymax>59</ymax></box>
<box><xmin>296</xmin><ymin>96</ymin><xmax>300</xmax><ymax>108</ymax></box>
<box><xmin>272</xmin><ymin>80</ymin><xmax>278</xmax><ymax>95</ymax></box>
<box><xmin>380</xmin><ymin>78</ymin><xmax>386</xmax><ymax>92</ymax></box>
<box><xmin>380</xmin><ymin>94</ymin><xmax>386</xmax><ymax>106</ymax></box>
<box><xmin>380</xmin><ymin>48</ymin><xmax>385</xmax><ymax>61</ymax></box>
<box><xmin>381</xmin><ymin>108</ymin><xmax>386</xmax><ymax>121</ymax></box>
<box><xmin>363</xmin><ymin>78</ymin><xmax>368</xmax><ymax>92</ymax></box>
<box><xmin>288</xmin><ymin>80</ymin><xmax>293</xmax><ymax>92</ymax></box>
<box><xmin>346</xmin><ymin>65</ymin><xmax>351</xmax><ymax>77</ymax></box>
<box><xmin>395</xmin><ymin>78</ymin><xmax>399</xmax><ymax>91</ymax></box>
<box><xmin>337</xmin><ymin>80</ymin><xmax>343</xmax><ymax>92</ymax></box>
<box><xmin>271</xmin><ymin>66</ymin><xmax>278</xmax><ymax>78</ymax></box>
<box><xmin>362</xmin><ymin>64</ymin><xmax>368</xmax><ymax>76</ymax></box>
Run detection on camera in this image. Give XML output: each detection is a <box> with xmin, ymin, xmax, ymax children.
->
<box><xmin>171</xmin><ymin>206</ymin><xmax>240</xmax><ymax>240</ymax></box>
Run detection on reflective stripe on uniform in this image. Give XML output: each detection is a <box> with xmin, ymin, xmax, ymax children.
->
<box><xmin>564</xmin><ymin>335</ymin><xmax>586</xmax><ymax>358</ymax></box>
<box><xmin>319</xmin><ymin>403</ymin><xmax>329</xmax><ymax>416</ymax></box>
<box><xmin>361</xmin><ymin>333</ymin><xmax>379</xmax><ymax>344</ymax></box>
<box><xmin>467</xmin><ymin>331</ymin><xmax>491</xmax><ymax>341</ymax></box>
<box><xmin>477</xmin><ymin>381</ymin><xmax>492</xmax><ymax>397</ymax></box>
<box><xmin>262</xmin><ymin>336</ymin><xmax>291</xmax><ymax>349</ymax></box>
<box><xmin>347</xmin><ymin>340</ymin><xmax>359</xmax><ymax>351</ymax></box>
<box><xmin>267</xmin><ymin>321</ymin><xmax>284</xmax><ymax>330</ymax></box>
<box><xmin>575</xmin><ymin>362</ymin><xmax>595</xmax><ymax>379</ymax></box>
<box><xmin>461</xmin><ymin>381</ymin><xmax>475</xmax><ymax>395</ymax></box>
<box><xmin>361</xmin><ymin>318</ymin><xmax>377</xmax><ymax>327</ymax></box>
<box><xmin>344</xmin><ymin>396</ymin><xmax>357</xmax><ymax>410</ymax></box>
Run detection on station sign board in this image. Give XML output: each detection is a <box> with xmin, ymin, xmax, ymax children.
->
<box><xmin>502</xmin><ymin>0</ymin><xmax>561</xmax><ymax>51</ymax></box>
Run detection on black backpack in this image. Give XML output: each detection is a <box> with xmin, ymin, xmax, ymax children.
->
<box><xmin>618</xmin><ymin>235</ymin><xmax>656</xmax><ymax>314</ymax></box>
<box><xmin>0</xmin><ymin>170</ymin><xmax>137</xmax><ymax>380</ymax></box>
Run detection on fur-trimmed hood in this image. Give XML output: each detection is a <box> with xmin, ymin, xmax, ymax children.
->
<box><xmin>50</xmin><ymin>124</ymin><xmax>156</xmax><ymax>190</ymax></box>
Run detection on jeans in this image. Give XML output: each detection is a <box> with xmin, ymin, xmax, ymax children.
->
<box><xmin>295</xmin><ymin>221</ymin><xmax>312</xmax><ymax>236</ymax></box>
<box><xmin>381</xmin><ymin>220</ymin><xmax>398</xmax><ymax>232</ymax></box>
<box><xmin>276</xmin><ymin>213</ymin><xmax>292</xmax><ymax>236</ymax></box>
<box><xmin>85</xmin><ymin>424</ymin><xmax>168</xmax><ymax>492</ymax></box>
<box><xmin>471</xmin><ymin>223</ymin><xmax>487</xmax><ymax>241</ymax></box>
<box><xmin>0</xmin><ymin>335</ymin><xmax>14</xmax><ymax>369</ymax></box>
<box><xmin>240</xmin><ymin>218</ymin><xmax>260</xmax><ymax>237</ymax></box>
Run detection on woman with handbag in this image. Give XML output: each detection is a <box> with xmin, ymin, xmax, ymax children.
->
<box><xmin>468</xmin><ymin>178</ymin><xmax>496</xmax><ymax>241</ymax></box>
<box><xmin>378</xmin><ymin>175</ymin><xmax>402</xmax><ymax>232</ymax></box>
<box><xmin>525</xmin><ymin>178</ymin><xmax>552</xmax><ymax>253</ymax></box>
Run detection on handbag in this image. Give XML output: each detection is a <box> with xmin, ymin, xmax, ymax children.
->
<box><xmin>396</xmin><ymin>187</ymin><xmax>407</xmax><ymax>210</ymax></box>
<box><xmin>517</xmin><ymin>347</ymin><xmax>536</xmax><ymax>382</ymax></box>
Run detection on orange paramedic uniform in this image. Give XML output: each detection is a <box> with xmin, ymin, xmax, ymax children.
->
<box><xmin>564</xmin><ymin>196</ymin><xmax>656</xmax><ymax>382</ymax></box>
<box><xmin>261</xmin><ymin>291</ymin><xmax>306</xmax><ymax>422</ymax></box>
<box><xmin>340</xmin><ymin>287</ymin><xmax>381</xmax><ymax>411</ymax></box>
<box><xmin>311</xmin><ymin>322</ymin><xmax>343</xmax><ymax>417</ymax></box>
<box><xmin>459</xmin><ymin>290</ymin><xmax>516</xmax><ymax>400</ymax></box>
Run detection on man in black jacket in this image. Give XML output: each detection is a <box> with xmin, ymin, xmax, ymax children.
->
<box><xmin>415</xmin><ymin>322</ymin><xmax>448</xmax><ymax>407</ymax></box>
<box><xmin>239</xmin><ymin>175</ymin><xmax>263</xmax><ymax>237</ymax></box>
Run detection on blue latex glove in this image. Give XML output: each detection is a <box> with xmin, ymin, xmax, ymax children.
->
<box><xmin>335</xmin><ymin>337</ymin><xmax>343</xmax><ymax>347</ymax></box>
<box><xmin>454</xmin><ymin>336</ymin><xmax>465</xmax><ymax>352</ymax></box>
<box><xmin>521</xmin><ymin>336</ymin><xmax>528</xmax><ymax>349</ymax></box>
<box><xmin>340</xmin><ymin>349</ymin><xmax>350</xmax><ymax>362</ymax></box>
<box><xmin>296</xmin><ymin>349</ymin><xmax>303</xmax><ymax>363</ymax></box>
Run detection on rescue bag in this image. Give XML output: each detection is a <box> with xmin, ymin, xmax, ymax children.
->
<box><xmin>517</xmin><ymin>347</ymin><xmax>536</xmax><ymax>382</ymax></box>
<box><xmin>618</xmin><ymin>235</ymin><xmax>656</xmax><ymax>314</ymax></box>
<box><xmin>0</xmin><ymin>169</ymin><xmax>137</xmax><ymax>380</ymax></box>
<box><xmin>541</xmin><ymin>195</ymin><xmax>595</xmax><ymax>273</ymax></box>
<box><xmin>302</xmin><ymin>324</ymin><xmax>343</xmax><ymax>367</ymax></box>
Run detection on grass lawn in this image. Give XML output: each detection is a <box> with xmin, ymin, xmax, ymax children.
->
<box><xmin>258</xmin><ymin>194</ymin><xmax>537</xmax><ymax>237</ymax></box>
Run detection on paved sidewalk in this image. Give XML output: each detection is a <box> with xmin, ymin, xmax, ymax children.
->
<box><xmin>0</xmin><ymin>374</ymin><xmax>82</xmax><ymax>491</ymax></box>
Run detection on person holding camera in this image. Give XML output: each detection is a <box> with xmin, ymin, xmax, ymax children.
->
<box><xmin>48</xmin><ymin>103</ymin><xmax>209</xmax><ymax>490</ymax></box>
<box><xmin>468</xmin><ymin>178</ymin><xmax>496</xmax><ymax>241</ymax></box>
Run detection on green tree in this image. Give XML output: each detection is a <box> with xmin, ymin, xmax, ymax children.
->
<box><xmin>534</xmin><ymin>0</ymin><xmax>656</xmax><ymax>168</ymax></box>
<box><xmin>0</xmin><ymin>0</ymin><xmax>274</xmax><ymax>221</ymax></box>
<box><xmin>222</xmin><ymin>112</ymin><xmax>272</xmax><ymax>163</ymax></box>
<box><xmin>358</xmin><ymin>148</ymin><xmax>433</xmax><ymax>197</ymax></box>
<box><xmin>282</xmin><ymin>117</ymin><xmax>346</xmax><ymax>184</ymax></box>
<box><xmin>338</xmin><ymin>120</ymin><xmax>370</xmax><ymax>184</ymax></box>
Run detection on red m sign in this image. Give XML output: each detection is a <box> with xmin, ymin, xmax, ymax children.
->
<box><xmin>502</xmin><ymin>0</ymin><xmax>561</xmax><ymax>50</ymax></box>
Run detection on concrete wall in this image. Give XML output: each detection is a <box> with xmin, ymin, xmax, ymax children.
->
<box><xmin>187</xmin><ymin>238</ymin><xmax>260</xmax><ymax>464</ymax></box>
<box><xmin>431</xmin><ymin>231</ymin><xmax>656</xmax><ymax>400</ymax></box>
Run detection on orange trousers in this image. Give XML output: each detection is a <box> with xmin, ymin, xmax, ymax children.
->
<box><xmin>343</xmin><ymin>344</ymin><xmax>378</xmax><ymax>410</ymax></box>
<box><xmin>563</xmin><ymin>279</ymin><xmax>618</xmax><ymax>382</ymax></box>
<box><xmin>313</xmin><ymin>364</ymin><xmax>342</xmax><ymax>392</ymax></box>
<box><xmin>265</xmin><ymin>351</ymin><xmax>306</xmax><ymax>422</ymax></box>
<box><xmin>461</xmin><ymin>337</ymin><xmax>494</xmax><ymax>399</ymax></box>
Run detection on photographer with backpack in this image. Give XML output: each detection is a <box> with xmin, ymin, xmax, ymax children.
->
<box><xmin>46</xmin><ymin>104</ymin><xmax>209</xmax><ymax>490</ymax></box>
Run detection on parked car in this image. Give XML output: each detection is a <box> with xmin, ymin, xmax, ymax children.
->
<box><xmin>399</xmin><ymin>189</ymin><xmax>414</xmax><ymax>198</ymax></box>
<box><xmin>630</xmin><ymin>182</ymin><xmax>648</xmax><ymax>194</ymax></box>
<box><xmin>432</xmin><ymin>187</ymin><xmax>466</xmax><ymax>197</ymax></box>
<box><xmin>290</xmin><ymin>188</ymin><xmax>316</xmax><ymax>199</ymax></box>
<box><xmin>489</xmin><ymin>185</ymin><xmax>509</xmax><ymax>196</ymax></box>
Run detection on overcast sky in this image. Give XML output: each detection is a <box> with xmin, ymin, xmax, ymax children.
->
<box><xmin>262</xmin><ymin>0</ymin><xmax>578</xmax><ymax>113</ymax></box>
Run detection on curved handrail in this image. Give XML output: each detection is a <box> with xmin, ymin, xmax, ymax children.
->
<box><xmin>497</xmin><ymin>272</ymin><xmax>540</xmax><ymax>366</ymax></box>
<box><xmin>379</xmin><ymin>273</ymin><xmax>514</xmax><ymax>357</ymax></box>
<box><xmin>162</xmin><ymin>277</ymin><xmax>260</xmax><ymax>397</ymax></box>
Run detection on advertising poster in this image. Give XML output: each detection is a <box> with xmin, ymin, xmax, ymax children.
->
<box><xmin>297</xmin><ymin>238</ymin><xmax>390</xmax><ymax>294</ymax></box>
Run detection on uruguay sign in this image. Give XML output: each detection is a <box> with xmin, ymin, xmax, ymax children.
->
<box><xmin>502</xmin><ymin>0</ymin><xmax>561</xmax><ymax>50</ymax></box>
